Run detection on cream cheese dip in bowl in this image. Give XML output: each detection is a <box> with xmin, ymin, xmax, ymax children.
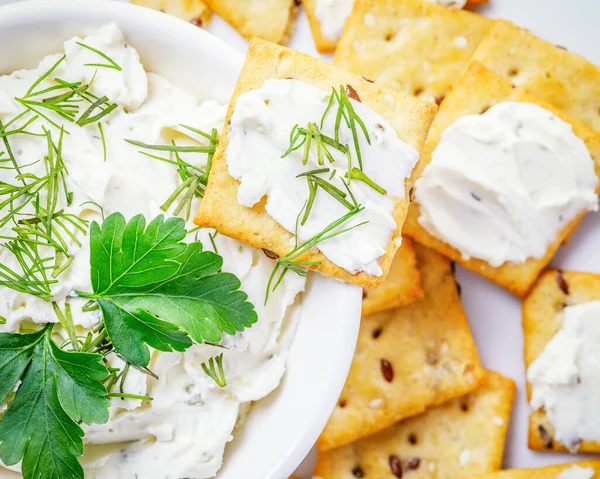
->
<box><xmin>0</xmin><ymin>2</ymin><xmax>361</xmax><ymax>478</ymax></box>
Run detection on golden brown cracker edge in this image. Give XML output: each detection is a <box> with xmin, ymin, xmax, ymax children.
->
<box><xmin>334</xmin><ymin>0</ymin><xmax>492</xmax><ymax>103</ymax></box>
<box><xmin>317</xmin><ymin>244</ymin><xmax>484</xmax><ymax>451</ymax></box>
<box><xmin>195</xmin><ymin>38</ymin><xmax>437</xmax><ymax>289</ymax></box>
<box><xmin>524</xmin><ymin>269</ymin><xmax>600</xmax><ymax>453</ymax></box>
<box><xmin>315</xmin><ymin>370</ymin><xmax>515</xmax><ymax>479</ymax></box>
<box><xmin>403</xmin><ymin>61</ymin><xmax>600</xmax><ymax>296</ymax></box>
<box><xmin>362</xmin><ymin>236</ymin><xmax>424</xmax><ymax>316</ymax></box>
<box><xmin>203</xmin><ymin>0</ymin><xmax>298</xmax><ymax>44</ymax></box>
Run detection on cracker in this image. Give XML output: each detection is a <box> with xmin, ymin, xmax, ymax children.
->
<box><xmin>302</xmin><ymin>0</ymin><xmax>339</xmax><ymax>54</ymax></box>
<box><xmin>403</xmin><ymin>61</ymin><xmax>600</xmax><ymax>296</ymax></box>
<box><xmin>362</xmin><ymin>236</ymin><xmax>424</xmax><ymax>316</ymax></box>
<box><xmin>203</xmin><ymin>0</ymin><xmax>297</xmax><ymax>44</ymax></box>
<box><xmin>477</xmin><ymin>460</ymin><xmax>600</xmax><ymax>479</ymax></box>
<box><xmin>523</xmin><ymin>269</ymin><xmax>600</xmax><ymax>453</ymax></box>
<box><xmin>317</xmin><ymin>244</ymin><xmax>484</xmax><ymax>451</ymax></box>
<box><xmin>472</xmin><ymin>19</ymin><xmax>600</xmax><ymax>132</ymax></box>
<box><xmin>131</xmin><ymin>0</ymin><xmax>211</xmax><ymax>26</ymax></box>
<box><xmin>315</xmin><ymin>370</ymin><xmax>515</xmax><ymax>478</ymax></box>
<box><xmin>333</xmin><ymin>0</ymin><xmax>491</xmax><ymax>104</ymax></box>
<box><xmin>194</xmin><ymin>39</ymin><xmax>437</xmax><ymax>288</ymax></box>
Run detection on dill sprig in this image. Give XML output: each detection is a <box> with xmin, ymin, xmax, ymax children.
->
<box><xmin>265</xmin><ymin>205</ymin><xmax>367</xmax><ymax>303</ymax></box>
<box><xmin>201</xmin><ymin>353</ymin><xmax>227</xmax><ymax>387</ymax></box>
<box><xmin>76</xmin><ymin>41</ymin><xmax>122</xmax><ymax>71</ymax></box>
<box><xmin>126</xmin><ymin>126</ymin><xmax>219</xmax><ymax>220</ymax></box>
<box><xmin>345</xmin><ymin>167</ymin><xmax>387</xmax><ymax>194</ymax></box>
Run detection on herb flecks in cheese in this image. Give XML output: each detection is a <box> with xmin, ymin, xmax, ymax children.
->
<box><xmin>227</xmin><ymin>78</ymin><xmax>418</xmax><ymax>280</ymax></box>
<box><xmin>416</xmin><ymin>101</ymin><xmax>598</xmax><ymax>267</ymax></box>
<box><xmin>0</xmin><ymin>24</ymin><xmax>306</xmax><ymax>479</ymax></box>
<box><xmin>528</xmin><ymin>300</ymin><xmax>600</xmax><ymax>451</ymax></box>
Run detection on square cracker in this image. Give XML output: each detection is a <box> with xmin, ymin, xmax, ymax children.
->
<box><xmin>131</xmin><ymin>0</ymin><xmax>211</xmax><ymax>26</ymax></box>
<box><xmin>315</xmin><ymin>370</ymin><xmax>515</xmax><ymax>478</ymax></box>
<box><xmin>203</xmin><ymin>0</ymin><xmax>297</xmax><ymax>44</ymax></box>
<box><xmin>194</xmin><ymin>39</ymin><xmax>437</xmax><ymax>288</ymax></box>
<box><xmin>403</xmin><ymin>61</ymin><xmax>600</xmax><ymax>296</ymax></box>
<box><xmin>317</xmin><ymin>244</ymin><xmax>484</xmax><ymax>451</ymax></box>
<box><xmin>476</xmin><ymin>460</ymin><xmax>600</xmax><ymax>479</ymax></box>
<box><xmin>333</xmin><ymin>0</ymin><xmax>491</xmax><ymax>104</ymax></box>
<box><xmin>472</xmin><ymin>19</ymin><xmax>600</xmax><ymax>132</ymax></box>
<box><xmin>524</xmin><ymin>269</ymin><xmax>600</xmax><ymax>453</ymax></box>
<box><xmin>362</xmin><ymin>236</ymin><xmax>424</xmax><ymax>317</ymax></box>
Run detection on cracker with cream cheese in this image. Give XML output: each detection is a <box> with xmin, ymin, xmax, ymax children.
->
<box><xmin>203</xmin><ymin>0</ymin><xmax>297</xmax><ymax>44</ymax></box>
<box><xmin>362</xmin><ymin>236</ymin><xmax>423</xmax><ymax>316</ymax></box>
<box><xmin>472</xmin><ymin>19</ymin><xmax>600</xmax><ymax>132</ymax></box>
<box><xmin>315</xmin><ymin>370</ymin><xmax>515</xmax><ymax>478</ymax></box>
<box><xmin>333</xmin><ymin>0</ymin><xmax>491</xmax><ymax>103</ymax></box>
<box><xmin>476</xmin><ymin>461</ymin><xmax>600</xmax><ymax>479</ymax></box>
<box><xmin>131</xmin><ymin>0</ymin><xmax>211</xmax><ymax>27</ymax></box>
<box><xmin>194</xmin><ymin>39</ymin><xmax>437</xmax><ymax>288</ymax></box>
<box><xmin>524</xmin><ymin>269</ymin><xmax>600</xmax><ymax>453</ymax></box>
<box><xmin>317</xmin><ymin>244</ymin><xmax>484</xmax><ymax>451</ymax></box>
<box><xmin>403</xmin><ymin>61</ymin><xmax>600</xmax><ymax>296</ymax></box>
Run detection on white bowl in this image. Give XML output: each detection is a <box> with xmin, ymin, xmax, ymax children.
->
<box><xmin>0</xmin><ymin>2</ymin><xmax>362</xmax><ymax>478</ymax></box>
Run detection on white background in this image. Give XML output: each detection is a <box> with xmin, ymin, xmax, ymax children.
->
<box><xmin>1</xmin><ymin>0</ymin><xmax>599</xmax><ymax>477</ymax></box>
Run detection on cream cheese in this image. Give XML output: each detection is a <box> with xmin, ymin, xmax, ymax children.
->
<box><xmin>227</xmin><ymin>78</ymin><xmax>419</xmax><ymax>276</ymax></box>
<box><xmin>315</xmin><ymin>0</ymin><xmax>355</xmax><ymax>42</ymax></box>
<box><xmin>415</xmin><ymin>101</ymin><xmax>598</xmax><ymax>267</ymax></box>
<box><xmin>557</xmin><ymin>466</ymin><xmax>595</xmax><ymax>479</ymax></box>
<box><xmin>0</xmin><ymin>24</ymin><xmax>306</xmax><ymax>479</ymax></box>
<box><xmin>527</xmin><ymin>300</ymin><xmax>600</xmax><ymax>451</ymax></box>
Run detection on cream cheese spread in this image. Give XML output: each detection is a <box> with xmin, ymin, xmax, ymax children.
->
<box><xmin>315</xmin><ymin>0</ymin><xmax>355</xmax><ymax>42</ymax></box>
<box><xmin>227</xmin><ymin>78</ymin><xmax>419</xmax><ymax>276</ymax></box>
<box><xmin>527</xmin><ymin>300</ymin><xmax>600</xmax><ymax>451</ymax></box>
<box><xmin>415</xmin><ymin>101</ymin><xmax>598</xmax><ymax>267</ymax></box>
<box><xmin>557</xmin><ymin>466</ymin><xmax>595</xmax><ymax>479</ymax></box>
<box><xmin>0</xmin><ymin>24</ymin><xmax>305</xmax><ymax>479</ymax></box>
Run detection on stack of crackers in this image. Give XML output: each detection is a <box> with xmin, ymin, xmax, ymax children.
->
<box><xmin>309</xmin><ymin>1</ymin><xmax>600</xmax><ymax>478</ymax></box>
<box><xmin>129</xmin><ymin>0</ymin><xmax>486</xmax><ymax>50</ymax></box>
<box><xmin>133</xmin><ymin>0</ymin><xmax>600</xmax><ymax>477</ymax></box>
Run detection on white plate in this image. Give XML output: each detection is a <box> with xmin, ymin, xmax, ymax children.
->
<box><xmin>0</xmin><ymin>2</ymin><xmax>362</xmax><ymax>479</ymax></box>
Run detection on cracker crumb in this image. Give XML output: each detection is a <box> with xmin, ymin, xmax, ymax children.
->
<box><xmin>393</xmin><ymin>236</ymin><xmax>403</xmax><ymax>247</ymax></box>
<box><xmin>454</xmin><ymin>36</ymin><xmax>468</xmax><ymax>48</ymax></box>
<box><xmin>459</xmin><ymin>448</ymin><xmax>471</xmax><ymax>466</ymax></box>
<box><xmin>369</xmin><ymin>398</ymin><xmax>384</xmax><ymax>409</ymax></box>
<box><xmin>364</xmin><ymin>13</ymin><xmax>376</xmax><ymax>28</ymax></box>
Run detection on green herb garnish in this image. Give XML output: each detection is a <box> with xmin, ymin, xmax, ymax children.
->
<box><xmin>201</xmin><ymin>353</ymin><xmax>227</xmax><ymax>387</ymax></box>
<box><xmin>76</xmin><ymin>213</ymin><xmax>257</xmax><ymax>366</ymax></box>
<box><xmin>76</xmin><ymin>41</ymin><xmax>122</xmax><ymax>71</ymax></box>
<box><xmin>0</xmin><ymin>324</ymin><xmax>110</xmax><ymax>479</ymax></box>
<box><xmin>265</xmin><ymin>205</ymin><xmax>367</xmax><ymax>303</ymax></box>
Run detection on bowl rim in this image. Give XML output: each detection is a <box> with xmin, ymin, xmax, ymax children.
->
<box><xmin>0</xmin><ymin>2</ymin><xmax>362</xmax><ymax>478</ymax></box>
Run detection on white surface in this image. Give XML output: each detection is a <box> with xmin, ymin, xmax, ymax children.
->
<box><xmin>0</xmin><ymin>2</ymin><xmax>361</xmax><ymax>479</ymax></box>
<box><xmin>1</xmin><ymin>0</ymin><xmax>599</xmax><ymax>477</ymax></box>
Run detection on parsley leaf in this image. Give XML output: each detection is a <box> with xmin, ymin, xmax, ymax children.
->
<box><xmin>0</xmin><ymin>325</ymin><xmax>109</xmax><ymax>479</ymax></box>
<box><xmin>78</xmin><ymin>213</ymin><xmax>258</xmax><ymax>367</ymax></box>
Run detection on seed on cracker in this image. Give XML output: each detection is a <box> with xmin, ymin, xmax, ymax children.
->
<box><xmin>317</xmin><ymin>244</ymin><xmax>484</xmax><ymax>451</ymax></box>
<box><xmin>472</xmin><ymin>19</ymin><xmax>600</xmax><ymax>131</ymax></box>
<box><xmin>524</xmin><ymin>269</ymin><xmax>600</xmax><ymax>453</ymax></box>
<box><xmin>315</xmin><ymin>370</ymin><xmax>515</xmax><ymax>478</ymax></box>
<box><xmin>334</xmin><ymin>0</ymin><xmax>491</xmax><ymax>102</ymax></box>
<box><xmin>194</xmin><ymin>39</ymin><xmax>437</xmax><ymax>288</ymax></box>
<box><xmin>403</xmin><ymin>61</ymin><xmax>600</xmax><ymax>296</ymax></box>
